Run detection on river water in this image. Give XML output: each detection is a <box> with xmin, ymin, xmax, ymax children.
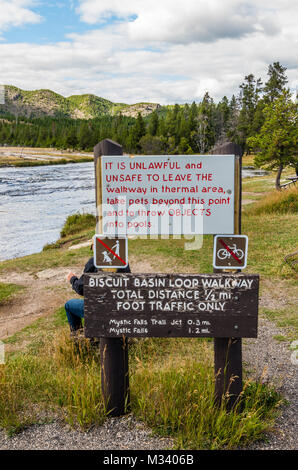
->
<box><xmin>0</xmin><ymin>163</ymin><xmax>266</xmax><ymax>261</ymax></box>
<box><xmin>0</xmin><ymin>163</ymin><xmax>95</xmax><ymax>261</ymax></box>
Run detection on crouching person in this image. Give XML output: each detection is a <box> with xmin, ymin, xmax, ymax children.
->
<box><xmin>65</xmin><ymin>255</ymin><xmax>130</xmax><ymax>336</ymax></box>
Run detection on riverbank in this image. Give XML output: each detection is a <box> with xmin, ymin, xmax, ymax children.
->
<box><xmin>0</xmin><ymin>148</ymin><xmax>256</xmax><ymax>168</ymax></box>
<box><xmin>0</xmin><ymin>173</ymin><xmax>297</xmax><ymax>449</ymax></box>
<box><xmin>0</xmin><ymin>147</ymin><xmax>93</xmax><ymax>167</ymax></box>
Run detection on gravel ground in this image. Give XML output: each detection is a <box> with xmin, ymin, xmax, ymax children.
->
<box><xmin>243</xmin><ymin>317</ymin><xmax>297</xmax><ymax>450</ymax></box>
<box><xmin>0</xmin><ymin>415</ymin><xmax>173</xmax><ymax>451</ymax></box>
<box><xmin>0</xmin><ymin>317</ymin><xmax>296</xmax><ymax>450</ymax></box>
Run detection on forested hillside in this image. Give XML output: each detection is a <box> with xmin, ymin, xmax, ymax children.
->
<box><xmin>0</xmin><ymin>62</ymin><xmax>295</xmax><ymax>158</ymax></box>
<box><xmin>0</xmin><ymin>86</ymin><xmax>160</xmax><ymax>120</ymax></box>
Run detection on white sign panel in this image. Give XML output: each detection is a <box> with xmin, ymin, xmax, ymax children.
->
<box><xmin>101</xmin><ymin>155</ymin><xmax>235</xmax><ymax>236</ymax></box>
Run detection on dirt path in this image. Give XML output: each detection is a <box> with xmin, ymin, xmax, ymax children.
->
<box><xmin>0</xmin><ymin>255</ymin><xmax>158</xmax><ymax>340</ymax></box>
<box><xmin>0</xmin><ymin>266</ymin><xmax>80</xmax><ymax>340</ymax></box>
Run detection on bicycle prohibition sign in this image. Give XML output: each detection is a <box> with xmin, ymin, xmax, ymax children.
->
<box><xmin>217</xmin><ymin>243</ymin><xmax>244</xmax><ymax>261</ymax></box>
<box><xmin>213</xmin><ymin>235</ymin><xmax>248</xmax><ymax>269</ymax></box>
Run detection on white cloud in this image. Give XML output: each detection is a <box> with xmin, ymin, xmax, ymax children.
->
<box><xmin>0</xmin><ymin>1</ymin><xmax>42</xmax><ymax>31</ymax></box>
<box><xmin>76</xmin><ymin>0</ymin><xmax>281</xmax><ymax>44</ymax></box>
<box><xmin>0</xmin><ymin>0</ymin><xmax>297</xmax><ymax>104</ymax></box>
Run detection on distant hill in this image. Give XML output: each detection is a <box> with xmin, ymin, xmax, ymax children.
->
<box><xmin>0</xmin><ymin>85</ymin><xmax>161</xmax><ymax>119</ymax></box>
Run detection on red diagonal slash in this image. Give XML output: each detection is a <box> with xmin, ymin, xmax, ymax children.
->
<box><xmin>219</xmin><ymin>239</ymin><xmax>242</xmax><ymax>264</ymax></box>
<box><xmin>97</xmin><ymin>238</ymin><xmax>126</xmax><ymax>265</ymax></box>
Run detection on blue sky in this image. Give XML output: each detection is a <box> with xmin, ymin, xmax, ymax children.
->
<box><xmin>0</xmin><ymin>1</ymin><xmax>297</xmax><ymax>104</ymax></box>
<box><xmin>1</xmin><ymin>1</ymin><xmax>119</xmax><ymax>44</ymax></box>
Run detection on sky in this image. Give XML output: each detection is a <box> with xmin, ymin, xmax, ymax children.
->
<box><xmin>0</xmin><ymin>0</ymin><xmax>297</xmax><ymax>104</ymax></box>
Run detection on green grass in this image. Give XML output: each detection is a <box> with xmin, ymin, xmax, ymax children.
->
<box><xmin>262</xmin><ymin>307</ymin><xmax>298</xmax><ymax>340</ymax></box>
<box><xmin>12</xmin><ymin>157</ymin><xmax>93</xmax><ymax>167</ymax></box>
<box><xmin>242</xmin><ymin>176</ymin><xmax>275</xmax><ymax>193</ymax></box>
<box><xmin>0</xmin><ymin>282</ymin><xmax>24</xmax><ymax>303</ymax></box>
<box><xmin>0</xmin><ymin>315</ymin><xmax>282</xmax><ymax>447</ymax></box>
<box><xmin>242</xmin><ymin>166</ymin><xmax>294</xmax><ymax>194</ymax></box>
<box><xmin>0</xmin><ymin>155</ymin><xmax>94</xmax><ymax>168</ymax></box>
<box><xmin>60</xmin><ymin>213</ymin><xmax>96</xmax><ymax>238</ymax></box>
<box><xmin>243</xmin><ymin>213</ymin><xmax>297</xmax><ymax>278</ymax></box>
<box><xmin>273</xmin><ymin>335</ymin><xmax>287</xmax><ymax>342</ymax></box>
<box><xmin>0</xmin><ymin>246</ymin><xmax>91</xmax><ymax>275</ymax></box>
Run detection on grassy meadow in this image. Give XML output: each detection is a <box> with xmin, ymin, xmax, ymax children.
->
<box><xmin>0</xmin><ymin>165</ymin><xmax>297</xmax><ymax>449</ymax></box>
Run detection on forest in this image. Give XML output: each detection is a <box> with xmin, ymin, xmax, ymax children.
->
<box><xmin>0</xmin><ymin>63</ymin><xmax>296</xmax><ymax>175</ymax></box>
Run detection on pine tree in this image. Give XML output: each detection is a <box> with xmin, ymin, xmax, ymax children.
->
<box><xmin>235</xmin><ymin>74</ymin><xmax>262</xmax><ymax>150</ymax></box>
<box><xmin>130</xmin><ymin>112</ymin><xmax>146</xmax><ymax>152</ymax></box>
<box><xmin>263</xmin><ymin>62</ymin><xmax>288</xmax><ymax>103</ymax></box>
<box><xmin>215</xmin><ymin>96</ymin><xmax>230</xmax><ymax>143</ymax></box>
<box><xmin>247</xmin><ymin>90</ymin><xmax>298</xmax><ymax>189</ymax></box>
<box><xmin>148</xmin><ymin>111</ymin><xmax>159</xmax><ymax>136</ymax></box>
<box><xmin>65</xmin><ymin>126</ymin><xmax>78</xmax><ymax>150</ymax></box>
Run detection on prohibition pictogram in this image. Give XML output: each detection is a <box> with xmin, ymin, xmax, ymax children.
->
<box><xmin>213</xmin><ymin>235</ymin><xmax>248</xmax><ymax>269</ymax></box>
<box><xmin>93</xmin><ymin>235</ymin><xmax>128</xmax><ymax>268</ymax></box>
<box><xmin>218</xmin><ymin>239</ymin><xmax>243</xmax><ymax>264</ymax></box>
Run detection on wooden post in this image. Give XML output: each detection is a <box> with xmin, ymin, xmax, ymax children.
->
<box><xmin>94</xmin><ymin>138</ymin><xmax>123</xmax><ymax>234</ymax></box>
<box><xmin>100</xmin><ymin>337</ymin><xmax>129</xmax><ymax>416</ymax></box>
<box><xmin>93</xmin><ymin>138</ymin><xmax>130</xmax><ymax>417</ymax></box>
<box><xmin>214</xmin><ymin>151</ymin><xmax>243</xmax><ymax>409</ymax></box>
<box><xmin>214</xmin><ymin>337</ymin><xmax>243</xmax><ymax>409</ymax></box>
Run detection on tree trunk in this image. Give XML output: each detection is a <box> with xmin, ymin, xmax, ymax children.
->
<box><xmin>275</xmin><ymin>164</ymin><xmax>283</xmax><ymax>190</ymax></box>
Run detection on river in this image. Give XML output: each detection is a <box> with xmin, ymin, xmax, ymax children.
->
<box><xmin>0</xmin><ymin>162</ymin><xmax>267</xmax><ymax>261</ymax></box>
<box><xmin>0</xmin><ymin>163</ymin><xmax>95</xmax><ymax>261</ymax></box>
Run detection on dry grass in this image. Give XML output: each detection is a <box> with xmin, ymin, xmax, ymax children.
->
<box><xmin>246</xmin><ymin>186</ymin><xmax>298</xmax><ymax>215</ymax></box>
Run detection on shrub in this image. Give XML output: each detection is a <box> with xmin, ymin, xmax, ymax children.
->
<box><xmin>60</xmin><ymin>213</ymin><xmax>96</xmax><ymax>238</ymax></box>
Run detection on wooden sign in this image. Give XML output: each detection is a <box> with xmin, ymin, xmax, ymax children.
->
<box><xmin>91</xmin><ymin>139</ymin><xmax>247</xmax><ymax>415</ymax></box>
<box><xmin>93</xmin><ymin>235</ymin><xmax>128</xmax><ymax>269</ymax></box>
<box><xmin>101</xmin><ymin>154</ymin><xmax>235</xmax><ymax>235</ymax></box>
<box><xmin>213</xmin><ymin>235</ymin><xmax>248</xmax><ymax>269</ymax></box>
<box><xmin>84</xmin><ymin>273</ymin><xmax>259</xmax><ymax>339</ymax></box>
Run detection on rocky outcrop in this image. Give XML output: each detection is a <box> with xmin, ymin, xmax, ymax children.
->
<box><xmin>119</xmin><ymin>103</ymin><xmax>161</xmax><ymax>118</ymax></box>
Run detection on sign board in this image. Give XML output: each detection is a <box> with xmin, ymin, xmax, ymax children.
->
<box><xmin>93</xmin><ymin>235</ymin><xmax>128</xmax><ymax>269</ymax></box>
<box><xmin>213</xmin><ymin>235</ymin><xmax>248</xmax><ymax>269</ymax></box>
<box><xmin>84</xmin><ymin>273</ymin><xmax>259</xmax><ymax>338</ymax></box>
<box><xmin>101</xmin><ymin>155</ymin><xmax>235</xmax><ymax>235</ymax></box>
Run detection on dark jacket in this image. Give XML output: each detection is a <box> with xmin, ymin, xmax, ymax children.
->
<box><xmin>70</xmin><ymin>257</ymin><xmax>131</xmax><ymax>296</ymax></box>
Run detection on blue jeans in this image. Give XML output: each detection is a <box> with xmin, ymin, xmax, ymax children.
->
<box><xmin>65</xmin><ymin>299</ymin><xmax>84</xmax><ymax>331</ymax></box>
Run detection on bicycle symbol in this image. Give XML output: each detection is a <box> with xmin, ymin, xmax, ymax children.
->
<box><xmin>217</xmin><ymin>244</ymin><xmax>244</xmax><ymax>261</ymax></box>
